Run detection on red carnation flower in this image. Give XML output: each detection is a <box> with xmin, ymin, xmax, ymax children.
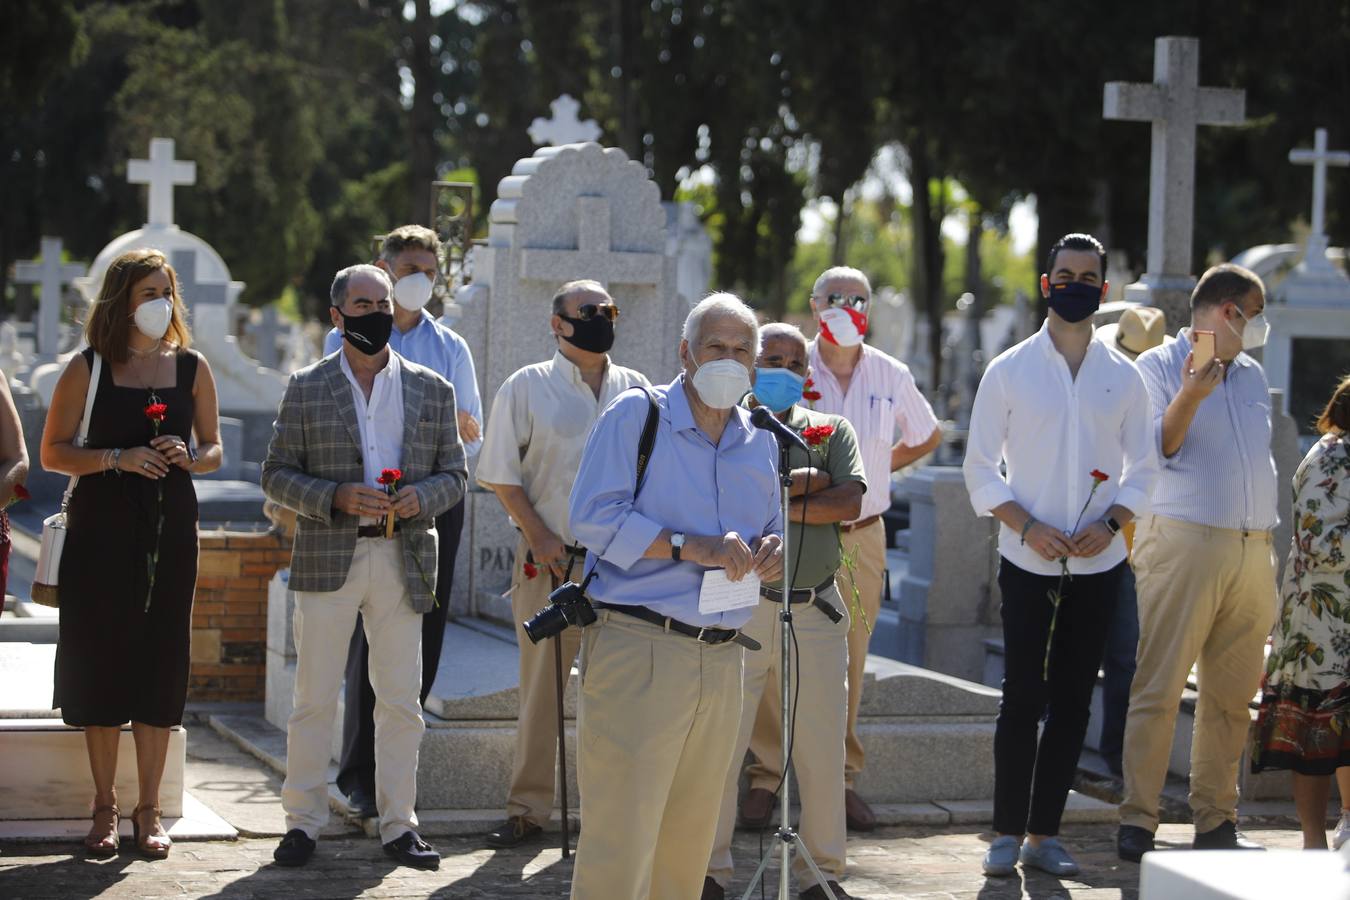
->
<box><xmin>378</xmin><ymin>468</ymin><xmax>403</xmax><ymax>486</ymax></box>
<box><xmin>144</xmin><ymin>402</ymin><xmax>168</xmax><ymax>422</ymax></box>
<box><xmin>523</xmin><ymin>562</ymin><xmax>539</xmax><ymax>579</ymax></box>
<box><xmin>1090</xmin><ymin>469</ymin><xmax>1110</xmax><ymax>484</ymax></box>
<box><xmin>801</xmin><ymin>424</ymin><xmax>835</xmax><ymax>446</ymax></box>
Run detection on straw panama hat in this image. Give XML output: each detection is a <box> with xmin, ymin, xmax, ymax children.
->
<box><xmin>1095</xmin><ymin>305</ymin><xmax>1167</xmax><ymax>359</ymax></box>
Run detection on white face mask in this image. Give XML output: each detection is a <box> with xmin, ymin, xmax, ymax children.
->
<box><xmin>133</xmin><ymin>298</ymin><xmax>173</xmax><ymax>340</ymax></box>
<box><xmin>392</xmin><ymin>272</ymin><xmax>434</xmax><ymax>311</ymax></box>
<box><xmin>689</xmin><ymin>356</ymin><xmax>751</xmax><ymax>409</ymax></box>
<box><xmin>1226</xmin><ymin>306</ymin><xmax>1270</xmax><ymax>351</ymax></box>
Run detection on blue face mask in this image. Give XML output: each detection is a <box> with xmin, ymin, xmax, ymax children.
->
<box><xmin>1046</xmin><ymin>280</ymin><xmax>1102</xmax><ymax>324</ymax></box>
<box><xmin>753</xmin><ymin>367</ymin><xmax>806</xmax><ymax>413</ymax></box>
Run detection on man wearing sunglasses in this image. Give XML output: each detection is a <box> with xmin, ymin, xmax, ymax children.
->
<box><xmin>740</xmin><ymin>266</ymin><xmax>942</xmax><ymax>833</ymax></box>
<box><xmin>321</xmin><ymin>225</ymin><xmax>484</xmax><ymax>821</ymax></box>
<box><xmin>476</xmin><ymin>279</ymin><xmax>649</xmax><ymax>848</ymax></box>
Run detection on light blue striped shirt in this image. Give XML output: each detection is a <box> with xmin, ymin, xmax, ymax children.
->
<box><xmin>1135</xmin><ymin>328</ymin><xmax>1278</xmax><ymax>531</ymax></box>
<box><xmin>325</xmin><ymin>311</ymin><xmax>482</xmax><ymax>457</ymax></box>
<box><xmin>568</xmin><ymin>376</ymin><xmax>783</xmax><ymax>629</ymax></box>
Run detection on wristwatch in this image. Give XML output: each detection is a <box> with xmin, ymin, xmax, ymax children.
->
<box><xmin>1104</xmin><ymin>516</ymin><xmax>1122</xmax><ymax>536</ymax></box>
<box><xmin>670</xmin><ymin>532</ymin><xmax>686</xmax><ymax>561</ymax></box>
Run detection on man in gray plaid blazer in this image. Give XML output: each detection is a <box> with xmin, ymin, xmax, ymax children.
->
<box><xmin>262</xmin><ymin>264</ymin><xmax>467</xmax><ymax>870</ymax></box>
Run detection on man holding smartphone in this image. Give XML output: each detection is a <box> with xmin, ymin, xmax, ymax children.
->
<box><xmin>1117</xmin><ymin>263</ymin><xmax>1278</xmax><ymax>861</ymax></box>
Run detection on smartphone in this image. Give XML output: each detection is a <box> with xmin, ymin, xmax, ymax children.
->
<box><xmin>1191</xmin><ymin>330</ymin><xmax>1216</xmax><ymax>372</ymax></box>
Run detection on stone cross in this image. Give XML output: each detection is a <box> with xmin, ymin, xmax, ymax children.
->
<box><xmin>127</xmin><ymin>138</ymin><xmax>196</xmax><ymax>228</ymax></box>
<box><xmin>1104</xmin><ymin>36</ymin><xmax>1246</xmax><ymax>321</ymax></box>
<box><xmin>1289</xmin><ymin>128</ymin><xmax>1349</xmax><ymax>249</ymax></box>
<box><xmin>519</xmin><ymin>195</ymin><xmax>664</xmax><ymax>290</ymax></box>
<box><xmin>170</xmin><ymin>249</ymin><xmax>227</xmax><ymax>308</ymax></box>
<box><xmin>527</xmin><ymin>94</ymin><xmax>602</xmax><ymax>147</ymax></box>
<box><xmin>13</xmin><ymin>236</ymin><xmax>84</xmax><ymax>358</ymax></box>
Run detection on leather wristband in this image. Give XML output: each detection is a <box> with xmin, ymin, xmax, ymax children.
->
<box><xmin>1019</xmin><ymin>518</ymin><xmax>1036</xmax><ymax>545</ymax></box>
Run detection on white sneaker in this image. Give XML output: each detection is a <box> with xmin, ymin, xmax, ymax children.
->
<box><xmin>1333</xmin><ymin>811</ymin><xmax>1350</xmax><ymax>851</ymax></box>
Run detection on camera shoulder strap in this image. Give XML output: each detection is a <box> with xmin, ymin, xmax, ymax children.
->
<box><xmin>633</xmin><ymin>386</ymin><xmax>659</xmax><ymax>501</ymax></box>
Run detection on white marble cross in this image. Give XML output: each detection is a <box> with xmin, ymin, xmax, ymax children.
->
<box><xmin>14</xmin><ymin>236</ymin><xmax>84</xmax><ymax>358</ymax></box>
<box><xmin>127</xmin><ymin>138</ymin><xmax>197</xmax><ymax>228</ymax></box>
<box><xmin>1104</xmin><ymin>36</ymin><xmax>1246</xmax><ymax>279</ymax></box>
<box><xmin>519</xmin><ymin>196</ymin><xmax>664</xmax><ymax>291</ymax></box>
<box><xmin>1289</xmin><ymin>128</ymin><xmax>1349</xmax><ymax>241</ymax></box>
<box><xmin>527</xmin><ymin>94</ymin><xmax>602</xmax><ymax>148</ymax></box>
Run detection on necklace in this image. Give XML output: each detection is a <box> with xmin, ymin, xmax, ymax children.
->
<box><xmin>128</xmin><ymin>340</ymin><xmax>162</xmax><ymax>357</ymax></box>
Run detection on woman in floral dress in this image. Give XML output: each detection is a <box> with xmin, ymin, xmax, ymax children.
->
<box><xmin>1252</xmin><ymin>375</ymin><xmax>1350</xmax><ymax>849</ymax></box>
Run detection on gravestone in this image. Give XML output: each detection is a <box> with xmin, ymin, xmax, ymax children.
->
<box><xmin>12</xmin><ymin>237</ymin><xmax>84</xmax><ymax>361</ymax></box>
<box><xmin>664</xmin><ymin>201</ymin><xmax>714</xmax><ymax>308</ymax></box>
<box><xmin>450</xmin><ymin>142</ymin><xmax>685</xmax><ymax>620</ymax></box>
<box><xmin>1103</xmin><ymin>35</ymin><xmax>1247</xmax><ymax>327</ymax></box>
<box><xmin>244</xmin><ymin>305</ymin><xmax>283</xmax><ymax>370</ymax></box>
<box><xmin>1250</xmin><ymin>128</ymin><xmax>1350</xmax><ymax>436</ymax></box>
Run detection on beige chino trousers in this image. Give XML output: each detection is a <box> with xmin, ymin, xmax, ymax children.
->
<box><xmin>708</xmin><ymin>587</ymin><xmax>849</xmax><ymax>891</ymax></box>
<box><xmin>569</xmin><ymin>610</ymin><xmax>745</xmax><ymax>900</ymax></box>
<box><xmin>283</xmin><ymin>537</ymin><xmax>425</xmax><ymax>845</ymax></box>
<box><xmin>1119</xmin><ymin>514</ymin><xmax>1278</xmax><ymax>833</ymax></box>
<box><xmin>506</xmin><ymin>536</ymin><xmax>585</xmax><ymax>826</ymax></box>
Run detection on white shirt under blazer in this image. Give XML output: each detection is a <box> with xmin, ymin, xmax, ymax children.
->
<box><xmin>963</xmin><ymin>322</ymin><xmax>1160</xmax><ymax>577</ymax></box>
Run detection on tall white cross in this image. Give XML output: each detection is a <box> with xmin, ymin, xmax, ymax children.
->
<box><xmin>14</xmin><ymin>236</ymin><xmax>84</xmax><ymax>358</ymax></box>
<box><xmin>1289</xmin><ymin>128</ymin><xmax>1349</xmax><ymax>241</ymax></box>
<box><xmin>518</xmin><ymin>196</ymin><xmax>664</xmax><ymax>290</ymax></box>
<box><xmin>1104</xmin><ymin>36</ymin><xmax>1246</xmax><ymax>280</ymax></box>
<box><xmin>127</xmin><ymin>137</ymin><xmax>196</xmax><ymax>228</ymax></box>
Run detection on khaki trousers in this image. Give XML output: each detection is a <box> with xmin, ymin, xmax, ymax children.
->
<box><xmin>283</xmin><ymin>538</ymin><xmax>425</xmax><ymax>845</ymax></box>
<box><xmin>507</xmin><ymin>536</ymin><xmax>584</xmax><ymax>826</ymax></box>
<box><xmin>1119</xmin><ymin>515</ymin><xmax>1278</xmax><ymax>833</ymax></box>
<box><xmin>570</xmin><ymin>610</ymin><xmax>745</xmax><ymax>900</ymax></box>
<box><xmin>708</xmin><ymin>587</ymin><xmax>849</xmax><ymax>891</ymax></box>
<box><xmin>748</xmin><ymin>518</ymin><xmax>886</xmax><ymax>791</ymax></box>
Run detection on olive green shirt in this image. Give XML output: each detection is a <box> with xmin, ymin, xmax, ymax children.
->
<box><xmin>761</xmin><ymin>403</ymin><xmax>867</xmax><ymax>589</ymax></box>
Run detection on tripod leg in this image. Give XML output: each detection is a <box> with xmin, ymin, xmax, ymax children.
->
<box><xmin>554</xmin><ymin>634</ymin><xmax>571</xmax><ymax>858</ymax></box>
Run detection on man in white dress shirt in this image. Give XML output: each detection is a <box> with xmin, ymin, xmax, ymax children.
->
<box><xmin>1117</xmin><ymin>263</ymin><xmax>1278</xmax><ymax>861</ymax></box>
<box><xmin>476</xmin><ymin>279</ymin><xmax>649</xmax><ymax>848</ymax></box>
<box><xmin>963</xmin><ymin>234</ymin><xmax>1158</xmax><ymax>878</ymax></box>
<box><xmin>742</xmin><ymin>266</ymin><xmax>941</xmax><ymax>832</ymax></box>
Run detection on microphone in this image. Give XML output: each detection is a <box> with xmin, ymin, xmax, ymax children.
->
<box><xmin>749</xmin><ymin>405</ymin><xmax>809</xmax><ymax>451</ymax></box>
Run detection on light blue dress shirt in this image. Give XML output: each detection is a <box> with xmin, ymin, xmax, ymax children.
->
<box><xmin>1135</xmin><ymin>328</ymin><xmax>1279</xmax><ymax>531</ymax></box>
<box><xmin>326</xmin><ymin>310</ymin><xmax>482</xmax><ymax>457</ymax></box>
<box><xmin>568</xmin><ymin>375</ymin><xmax>783</xmax><ymax>629</ymax></box>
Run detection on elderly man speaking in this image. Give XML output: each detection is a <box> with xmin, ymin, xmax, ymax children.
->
<box><xmin>567</xmin><ymin>293</ymin><xmax>784</xmax><ymax>900</ymax></box>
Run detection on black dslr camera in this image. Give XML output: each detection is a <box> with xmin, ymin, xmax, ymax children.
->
<box><xmin>521</xmin><ymin>579</ymin><xmax>597</xmax><ymax>644</ymax></box>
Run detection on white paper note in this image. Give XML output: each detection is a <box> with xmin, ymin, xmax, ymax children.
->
<box><xmin>697</xmin><ymin>569</ymin><xmax>761</xmax><ymax>615</ymax></box>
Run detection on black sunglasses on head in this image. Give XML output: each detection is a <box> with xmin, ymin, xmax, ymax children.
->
<box><xmin>574</xmin><ymin>303</ymin><xmax>620</xmax><ymax>322</ymax></box>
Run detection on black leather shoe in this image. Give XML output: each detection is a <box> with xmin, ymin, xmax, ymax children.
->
<box><xmin>346</xmin><ymin>785</ymin><xmax>377</xmax><ymax>819</ymax></box>
<box><xmin>1193</xmin><ymin>820</ymin><xmax>1263</xmax><ymax>851</ymax></box>
<box><xmin>801</xmin><ymin>882</ymin><xmax>855</xmax><ymax>899</ymax></box>
<box><xmin>1117</xmin><ymin>824</ymin><xmax>1155</xmax><ymax>862</ymax></box>
<box><xmin>485</xmin><ymin>816</ymin><xmax>543</xmax><ymax>848</ymax></box>
<box><xmin>383</xmin><ymin>830</ymin><xmax>440</xmax><ymax>870</ymax></box>
<box><xmin>272</xmin><ymin>829</ymin><xmax>316</xmax><ymax>867</ymax></box>
<box><xmin>702</xmin><ymin>876</ymin><xmax>725</xmax><ymax>900</ymax></box>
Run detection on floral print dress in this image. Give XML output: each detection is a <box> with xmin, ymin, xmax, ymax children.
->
<box><xmin>1252</xmin><ymin>432</ymin><xmax>1350</xmax><ymax>774</ymax></box>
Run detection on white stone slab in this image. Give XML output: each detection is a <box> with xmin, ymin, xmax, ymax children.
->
<box><xmin>933</xmin><ymin>790</ymin><xmax>1117</xmax><ymax>826</ymax></box>
<box><xmin>0</xmin><ymin>791</ymin><xmax>234</xmax><ymax>842</ymax></box>
<box><xmin>0</xmin><ymin>720</ymin><xmax>184</xmax><ymax>818</ymax></box>
<box><xmin>1140</xmin><ymin>849</ymin><xmax>1349</xmax><ymax>900</ymax></box>
<box><xmin>0</xmin><ymin>642</ymin><xmax>58</xmax><ymax>716</ymax></box>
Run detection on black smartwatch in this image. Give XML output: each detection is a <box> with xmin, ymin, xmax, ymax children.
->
<box><xmin>670</xmin><ymin>532</ymin><xmax>686</xmax><ymax>561</ymax></box>
<box><xmin>1104</xmin><ymin>516</ymin><xmax>1122</xmax><ymax>536</ymax></box>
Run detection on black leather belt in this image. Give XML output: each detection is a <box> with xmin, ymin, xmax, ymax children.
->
<box><xmin>357</xmin><ymin>523</ymin><xmax>401</xmax><ymax>538</ymax></box>
<box><xmin>760</xmin><ymin>577</ymin><xmax>843</xmax><ymax>623</ymax></box>
<box><xmin>592</xmin><ymin>602</ymin><xmax>762</xmax><ymax>651</ymax></box>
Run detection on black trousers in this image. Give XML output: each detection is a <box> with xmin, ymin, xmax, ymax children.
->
<box><xmin>337</xmin><ymin>498</ymin><xmax>465</xmax><ymax>797</ymax></box>
<box><xmin>993</xmin><ymin>556</ymin><xmax>1125</xmax><ymax>837</ymax></box>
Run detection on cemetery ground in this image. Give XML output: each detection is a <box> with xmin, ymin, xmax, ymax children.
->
<box><xmin>0</xmin><ymin>715</ymin><xmax>1308</xmax><ymax>899</ymax></box>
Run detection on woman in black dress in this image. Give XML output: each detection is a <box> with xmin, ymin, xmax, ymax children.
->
<box><xmin>41</xmin><ymin>248</ymin><xmax>221</xmax><ymax>858</ymax></box>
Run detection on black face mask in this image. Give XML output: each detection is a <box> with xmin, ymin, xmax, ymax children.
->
<box><xmin>1046</xmin><ymin>281</ymin><xmax>1101</xmax><ymax>324</ymax></box>
<box><xmin>339</xmin><ymin>309</ymin><xmax>394</xmax><ymax>356</ymax></box>
<box><xmin>559</xmin><ymin>314</ymin><xmax>615</xmax><ymax>354</ymax></box>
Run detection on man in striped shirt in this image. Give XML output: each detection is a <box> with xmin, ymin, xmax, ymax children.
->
<box><xmin>742</xmin><ymin>266</ymin><xmax>942</xmax><ymax>833</ymax></box>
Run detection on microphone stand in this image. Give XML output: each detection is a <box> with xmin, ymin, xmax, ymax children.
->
<box><xmin>553</xmin><ymin>556</ymin><xmax>578</xmax><ymax>859</ymax></box>
<box><xmin>740</xmin><ymin>438</ymin><xmax>836</xmax><ymax>900</ymax></box>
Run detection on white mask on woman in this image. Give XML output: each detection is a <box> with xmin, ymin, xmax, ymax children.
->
<box><xmin>133</xmin><ymin>298</ymin><xmax>173</xmax><ymax>341</ymax></box>
<box><xmin>689</xmin><ymin>357</ymin><xmax>751</xmax><ymax>409</ymax></box>
<box><xmin>393</xmin><ymin>272</ymin><xmax>434</xmax><ymax>311</ymax></box>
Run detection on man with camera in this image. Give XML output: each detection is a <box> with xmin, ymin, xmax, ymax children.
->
<box><xmin>476</xmin><ymin>279</ymin><xmax>648</xmax><ymax>848</ymax></box>
<box><xmin>703</xmin><ymin>323</ymin><xmax>866</xmax><ymax>900</ymax></box>
<box><xmin>566</xmin><ymin>293</ymin><xmax>784</xmax><ymax>900</ymax></box>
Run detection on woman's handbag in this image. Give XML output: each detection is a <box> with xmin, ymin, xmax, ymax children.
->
<box><xmin>31</xmin><ymin>353</ymin><xmax>102</xmax><ymax>608</ymax></box>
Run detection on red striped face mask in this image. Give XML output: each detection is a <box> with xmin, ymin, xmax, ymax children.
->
<box><xmin>818</xmin><ymin>306</ymin><xmax>868</xmax><ymax>346</ymax></box>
